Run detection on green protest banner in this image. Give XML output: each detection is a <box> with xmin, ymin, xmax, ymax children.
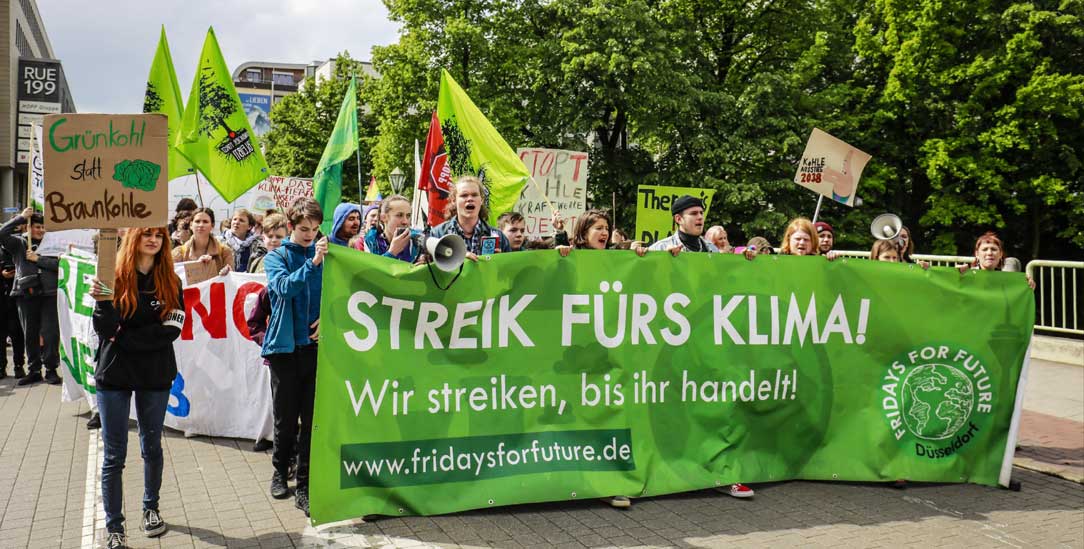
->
<box><xmin>634</xmin><ymin>185</ymin><xmax>716</xmax><ymax>245</ymax></box>
<box><xmin>311</xmin><ymin>249</ymin><xmax>1033</xmax><ymax>524</ymax></box>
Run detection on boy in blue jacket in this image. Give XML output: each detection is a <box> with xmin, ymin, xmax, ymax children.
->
<box><xmin>260</xmin><ymin>198</ymin><xmax>327</xmax><ymax>517</ymax></box>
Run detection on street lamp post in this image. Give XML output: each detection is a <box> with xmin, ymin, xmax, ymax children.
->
<box><xmin>389</xmin><ymin>167</ymin><xmax>405</xmax><ymax>194</ymax></box>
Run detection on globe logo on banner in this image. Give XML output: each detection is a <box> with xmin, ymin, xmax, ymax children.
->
<box><xmin>900</xmin><ymin>364</ymin><xmax>975</xmax><ymax>441</ymax></box>
<box><xmin>880</xmin><ymin>344</ymin><xmax>997</xmax><ymax>460</ymax></box>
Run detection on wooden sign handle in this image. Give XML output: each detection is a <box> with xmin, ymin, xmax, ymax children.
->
<box><xmin>95</xmin><ymin>229</ymin><xmax>118</xmax><ymax>301</ymax></box>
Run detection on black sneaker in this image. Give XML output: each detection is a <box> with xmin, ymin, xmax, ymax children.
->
<box><xmin>295</xmin><ymin>487</ymin><xmax>309</xmax><ymax>517</ymax></box>
<box><xmin>17</xmin><ymin>371</ymin><xmax>42</xmax><ymax>386</ymax></box>
<box><xmin>270</xmin><ymin>471</ymin><xmax>289</xmax><ymax>499</ymax></box>
<box><xmin>252</xmin><ymin>439</ymin><xmax>272</xmax><ymax>452</ymax></box>
<box><xmin>44</xmin><ymin>369</ymin><xmax>62</xmax><ymax>385</ymax></box>
<box><xmin>141</xmin><ymin>509</ymin><xmax>166</xmax><ymax>537</ymax></box>
<box><xmin>13</xmin><ymin>366</ymin><xmax>25</xmax><ymax>379</ymax></box>
<box><xmin>87</xmin><ymin>413</ymin><xmax>101</xmax><ymax>430</ymax></box>
<box><xmin>104</xmin><ymin>531</ymin><xmax>127</xmax><ymax>548</ymax></box>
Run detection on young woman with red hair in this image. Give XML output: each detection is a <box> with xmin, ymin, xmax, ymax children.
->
<box><xmin>90</xmin><ymin>227</ymin><xmax>185</xmax><ymax>549</ymax></box>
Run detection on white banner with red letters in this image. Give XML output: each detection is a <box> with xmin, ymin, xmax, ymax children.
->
<box><xmin>57</xmin><ymin>254</ymin><xmax>273</xmax><ymax>441</ymax></box>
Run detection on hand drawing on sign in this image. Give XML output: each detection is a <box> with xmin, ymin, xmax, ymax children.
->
<box><xmin>113</xmin><ymin>159</ymin><xmax>162</xmax><ymax>191</ymax></box>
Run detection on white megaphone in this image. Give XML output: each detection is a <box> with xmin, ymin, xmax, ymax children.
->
<box><xmin>870</xmin><ymin>213</ymin><xmax>903</xmax><ymax>240</ymax></box>
<box><xmin>425</xmin><ymin>234</ymin><xmax>467</xmax><ymax>272</ymax></box>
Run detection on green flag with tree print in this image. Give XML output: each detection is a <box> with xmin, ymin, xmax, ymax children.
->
<box><xmin>176</xmin><ymin>27</ymin><xmax>269</xmax><ymax>202</ymax></box>
<box><xmin>143</xmin><ymin>26</ymin><xmax>195</xmax><ymax>181</ymax></box>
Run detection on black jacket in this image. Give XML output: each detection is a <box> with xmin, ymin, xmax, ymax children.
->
<box><xmin>93</xmin><ymin>271</ymin><xmax>186</xmax><ymax>391</ymax></box>
<box><xmin>0</xmin><ymin>216</ymin><xmax>59</xmax><ymax>297</ymax></box>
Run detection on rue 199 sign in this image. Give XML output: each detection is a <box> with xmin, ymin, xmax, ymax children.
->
<box><xmin>16</xmin><ymin>58</ymin><xmax>64</xmax><ymax>165</ymax></box>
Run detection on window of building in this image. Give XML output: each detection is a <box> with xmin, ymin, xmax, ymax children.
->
<box><xmin>246</xmin><ymin>69</ymin><xmax>262</xmax><ymax>83</ymax></box>
<box><xmin>272</xmin><ymin>72</ymin><xmax>295</xmax><ymax>86</ymax></box>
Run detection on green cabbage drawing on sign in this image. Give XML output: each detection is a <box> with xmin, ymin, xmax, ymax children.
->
<box><xmin>112</xmin><ymin>159</ymin><xmax>161</xmax><ymax>191</ymax></box>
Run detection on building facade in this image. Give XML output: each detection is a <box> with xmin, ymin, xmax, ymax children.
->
<box><xmin>1</xmin><ymin>0</ymin><xmax>75</xmax><ymax>213</ymax></box>
<box><xmin>231</xmin><ymin>59</ymin><xmax>375</xmax><ymax>137</ymax></box>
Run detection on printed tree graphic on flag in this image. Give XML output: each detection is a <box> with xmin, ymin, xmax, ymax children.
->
<box><xmin>195</xmin><ymin>65</ymin><xmax>255</xmax><ymax>163</ymax></box>
<box><xmin>197</xmin><ymin>66</ymin><xmax>239</xmax><ymax>138</ymax></box>
<box><xmin>143</xmin><ymin>83</ymin><xmax>163</xmax><ymax>113</ymax></box>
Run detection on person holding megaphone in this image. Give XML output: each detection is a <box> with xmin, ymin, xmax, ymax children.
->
<box><xmin>429</xmin><ymin>176</ymin><xmax>511</xmax><ymax>259</ymax></box>
<box><xmin>364</xmin><ymin>195</ymin><xmax>423</xmax><ymax>263</ymax></box>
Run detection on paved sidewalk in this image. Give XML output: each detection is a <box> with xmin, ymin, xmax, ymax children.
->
<box><xmin>0</xmin><ymin>349</ymin><xmax>1081</xmax><ymax>548</ymax></box>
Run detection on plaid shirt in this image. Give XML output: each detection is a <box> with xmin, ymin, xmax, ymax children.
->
<box><xmin>430</xmin><ymin>217</ymin><xmax>511</xmax><ymax>255</ymax></box>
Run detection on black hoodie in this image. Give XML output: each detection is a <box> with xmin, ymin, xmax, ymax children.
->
<box><xmin>93</xmin><ymin>271</ymin><xmax>186</xmax><ymax>391</ymax></box>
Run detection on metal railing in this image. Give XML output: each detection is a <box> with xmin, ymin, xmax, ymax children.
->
<box><xmin>1026</xmin><ymin>260</ymin><xmax>1083</xmax><ymax>336</ymax></box>
<box><xmin>831</xmin><ymin>250</ymin><xmax>975</xmax><ymax>267</ymax></box>
<box><xmin>834</xmin><ymin>251</ymin><xmax>1082</xmax><ymax>336</ymax></box>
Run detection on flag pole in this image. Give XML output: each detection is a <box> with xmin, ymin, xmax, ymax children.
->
<box><xmin>193</xmin><ymin>171</ymin><xmax>206</xmax><ymax>208</ymax></box>
<box><xmin>352</xmin><ymin>73</ymin><xmax>363</xmax><ymax>203</ymax></box>
<box><xmin>527</xmin><ymin>175</ymin><xmax>556</xmax><ymax>212</ymax></box>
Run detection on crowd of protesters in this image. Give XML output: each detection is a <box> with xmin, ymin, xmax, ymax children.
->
<box><xmin>0</xmin><ymin>175</ymin><xmax>1035</xmax><ymax>546</ymax></box>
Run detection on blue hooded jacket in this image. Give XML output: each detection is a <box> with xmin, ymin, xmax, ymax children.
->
<box><xmin>329</xmin><ymin>203</ymin><xmax>362</xmax><ymax>246</ymax></box>
<box><xmin>261</xmin><ymin>239</ymin><xmax>322</xmax><ymax>357</ymax></box>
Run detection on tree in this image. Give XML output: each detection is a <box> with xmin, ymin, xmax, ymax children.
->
<box><xmin>847</xmin><ymin>0</ymin><xmax>1084</xmax><ymax>258</ymax></box>
<box><xmin>263</xmin><ymin>54</ymin><xmax>377</xmax><ymax>203</ymax></box>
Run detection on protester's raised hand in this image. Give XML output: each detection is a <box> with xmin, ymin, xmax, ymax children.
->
<box><xmin>198</xmin><ymin>254</ymin><xmax>213</xmax><ymax>264</ymax></box>
<box><xmin>218</xmin><ymin>265</ymin><xmax>231</xmax><ymax>276</ymax></box>
<box><xmin>25</xmin><ymin>250</ymin><xmax>39</xmax><ymax>263</ymax></box>
<box><xmin>551</xmin><ymin>211</ymin><xmax>565</xmax><ymax>233</ymax></box>
<box><xmin>825</xmin><ymin>250</ymin><xmax>840</xmax><ymax>261</ymax></box>
<box><xmin>632</xmin><ymin>242</ymin><xmax>647</xmax><ymax>257</ymax></box>
<box><xmin>667</xmin><ymin>245</ymin><xmax>682</xmax><ymax>257</ymax></box>
<box><xmin>465</xmin><ymin>251</ymin><xmax>479</xmax><ymax>263</ymax></box>
<box><xmin>919</xmin><ymin>260</ymin><xmax>931</xmax><ymax>270</ymax></box>
<box><xmin>557</xmin><ymin>245</ymin><xmax>571</xmax><ymax>257</ymax></box>
<box><xmin>1026</xmin><ymin>274</ymin><xmax>1036</xmax><ymax>290</ymax></box>
<box><xmin>743</xmin><ymin>248</ymin><xmax>757</xmax><ymax>261</ymax></box>
<box><xmin>310</xmin><ymin>319</ymin><xmax>320</xmax><ymax>342</ymax></box>
<box><xmin>312</xmin><ymin>237</ymin><xmax>329</xmax><ymax>266</ymax></box>
<box><xmin>21</xmin><ymin>207</ymin><xmax>34</xmax><ymax>220</ymax></box>
<box><xmin>956</xmin><ymin>263</ymin><xmax>971</xmax><ymax>274</ymax></box>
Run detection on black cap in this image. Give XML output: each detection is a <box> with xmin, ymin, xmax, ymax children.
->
<box><xmin>671</xmin><ymin>195</ymin><xmax>704</xmax><ymax>215</ymax></box>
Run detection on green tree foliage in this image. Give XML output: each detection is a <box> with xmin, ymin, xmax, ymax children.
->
<box><xmin>267</xmin><ymin>0</ymin><xmax>1082</xmax><ymax>259</ymax></box>
<box><xmin>263</xmin><ymin>54</ymin><xmax>377</xmax><ymax>203</ymax></box>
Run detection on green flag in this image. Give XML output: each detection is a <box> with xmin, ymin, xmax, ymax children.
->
<box><xmin>143</xmin><ymin>26</ymin><xmax>194</xmax><ymax>181</ymax></box>
<box><xmin>436</xmin><ymin>69</ymin><xmax>529</xmax><ymax>225</ymax></box>
<box><xmin>176</xmin><ymin>27</ymin><xmax>269</xmax><ymax>202</ymax></box>
<box><xmin>313</xmin><ymin>76</ymin><xmax>359</xmax><ymax>235</ymax></box>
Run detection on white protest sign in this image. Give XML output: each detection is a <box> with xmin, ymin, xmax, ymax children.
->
<box><xmin>29</xmin><ymin>122</ymin><xmax>44</xmax><ymax>210</ymax></box>
<box><xmin>514</xmin><ymin>148</ymin><xmax>588</xmax><ymax>238</ymax></box>
<box><xmin>169</xmin><ymin>174</ymin><xmax>314</xmax><ymax>222</ymax></box>
<box><xmin>793</xmin><ymin>128</ymin><xmax>872</xmax><ymax>207</ymax></box>
<box><xmin>58</xmin><ymin>254</ymin><xmax>273</xmax><ymax>441</ymax></box>
<box><xmin>35</xmin><ymin>229</ymin><xmax>96</xmax><ymax>257</ymax></box>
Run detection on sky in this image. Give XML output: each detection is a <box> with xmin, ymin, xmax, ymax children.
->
<box><xmin>36</xmin><ymin>0</ymin><xmax>400</xmax><ymax>113</ymax></box>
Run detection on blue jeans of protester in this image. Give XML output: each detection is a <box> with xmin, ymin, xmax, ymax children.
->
<box><xmin>97</xmin><ymin>389</ymin><xmax>170</xmax><ymax>534</ymax></box>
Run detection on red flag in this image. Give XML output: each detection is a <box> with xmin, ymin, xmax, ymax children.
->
<box><xmin>418</xmin><ymin>111</ymin><xmax>452</xmax><ymax>227</ymax></box>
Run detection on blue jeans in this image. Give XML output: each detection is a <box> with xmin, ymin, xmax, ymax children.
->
<box><xmin>97</xmin><ymin>389</ymin><xmax>170</xmax><ymax>534</ymax></box>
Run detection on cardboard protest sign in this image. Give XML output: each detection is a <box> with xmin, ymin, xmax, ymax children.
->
<box><xmin>178</xmin><ymin>260</ymin><xmax>220</xmax><ymax>286</ymax></box>
<box><xmin>42</xmin><ymin>113</ymin><xmax>169</xmax><ymax>229</ymax></box>
<box><xmin>515</xmin><ymin>148</ymin><xmax>588</xmax><ymax>238</ymax></box>
<box><xmin>634</xmin><ymin>185</ymin><xmax>716</xmax><ymax>245</ymax></box>
<box><xmin>794</xmin><ymin>128</ymin><xmax>871</xmax><ymax>207</ymax></box>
